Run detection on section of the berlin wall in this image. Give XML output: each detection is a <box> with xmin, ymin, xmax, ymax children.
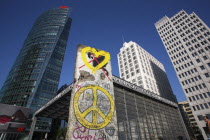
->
<box><xmin>66</xmin><ymin>44</ymin><xmax>118</xmax><ymax>140</ymax></box>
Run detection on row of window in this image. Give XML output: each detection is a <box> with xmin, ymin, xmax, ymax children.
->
<box><xmin>197</xmin><ymin>114</ymin><xmax>210</xmax><ymax>121</ymax></box>
<box><xmin>165</xmin><ymin>37</ymin><xmax>181</xmax><ymax>47</ymax></box>
<box><xmin>173</xmin><ymin>55</ymin><xmax>190</xmax><ymax>66</ymax></box>
<box><xmin>167</xmin><ymin>45</ymin><xmax>184</xmax><ymax>55</ymax></box>
<box><xmin>172</xmin><ymin>13</ymin><xmax>188</xmax><ymax>26</ymax></box>
<box><xmin>177</xmin><ymin>22</ymin><xmax>207</xmax><ymax>38</ymax></box>
<box><xmin>185</xmin><ymin>83</ymin><xmax>207</xmax><ymax>93</ymax></box>
<box><xmin>192</xmin><ymin>47</ymin><xmax>210</xmax><ymax>57</ymax></box>
<box><xmin>171</xmin><ymin>13</ymin><xmax>185</xmax><ymax>23</ymax></box>
<box><xmin>30</xmin><ymin>29</ymin><xmax>59</xmax><ymax>38</ymax></box>
<box><xmin>181</xmin><ymin>75</ymin><xmax>202</xmax><ymax>86</ymax></box>
<box><xmin>177</xmin><ymin>63</ymin><xmax>195</xmax><ymax>75</ymax></box>
<box><xmin>169</xmin><ymin>49</ymin><xmax>187</xmax><ymax>59</ymax></box>
<box><xmin>121</xmin><ymin>48</ymin><xmax>135</xmax><ymax>55</ymax></box>
<box><xmin>192</xmin><ymin>102</ymin><xmax>210</xmax><ymax>111</ymax></box>
<box><xmin>159</xmin><ymin>27</ymin><xmax>174</xmax><ymax>35</ymax></box>
<box><xmin>26</xmin><ymin>39</ymin><xmax>57</xmax><ymax>47</ymax></box>
<box><xmin>162</xmin><ymin>33</ymin><xmax>177</xmax><ymax>42</ymax></box>
<box><xmin>192</xmin><ymin>18</ymin><xmax>201</xmax><ymax>24</ymax></box>
<box><xmin>124</xmin><ymin>68</ymin><xmax>140</xmax><ymax>75</ymax></box>
<box><xmin>3</xmin><ymin>85</ymin><xmax>35</xmax><ymax>97</ymax></box>
<box><xmin>31</xmin><ymin>26</ymin><xmax>59</xmax><ymax>37</ymax></box>
<box><xmin>120</xmin><ymin>51</ymin><xmax>136</xmax><ymax>59</ymax></box>
<box><xmin>188</xmin><ymin>43</ymin><xmax>201</xmax><ymax>52</ymax></box>
<box><xmin>157</xmin><ymin>22</ymin><xmax>170</xmax><ymax>31</ymax></box>
<box><xmin>201</xmin><ymin>40</ymin><xmax>208</xmax><ymax>45</ymax></box>
<box><xmin>189</xmin><ymin>92</ymin><xmax>210</xmax><ymax>102</ymax></box>
<box><xmin>196</xmin><ymin>56</ymin><xmax>209</xmax><ymax>63</ymax></box>
<box><xmin>159</xmin><ymin>29</ymin><xmax>174</xmax><ymax>38</ymax></box>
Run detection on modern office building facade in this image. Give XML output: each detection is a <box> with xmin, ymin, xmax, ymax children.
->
<box><xmin>155</xmin><ymin>10</ymin><xmax>210</xmax><ymax>139</ymax></box>
<box><xmin>32</xmin><ymin>76</ymin><xmax>189</xmax><ymax>140</ymax></box>
<box><xmin>117</xmin><ymin>41</ymin><xmax>176</xmax><ymax>102</ymax></box>
<box><xmin>0</xmin><ymin>6</ymin><xmax>72</xmax><ymax>131</ymax></box>
<box><xmin>178</xmin><ymin>101</ymin><xmax>203</xmax><ymax>139</ymax></box>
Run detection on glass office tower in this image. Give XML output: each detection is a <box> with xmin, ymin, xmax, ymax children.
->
<box><xmin>0</xmin><ymin>6</ymin><xmax>71</xmax><ymax>116</ymax></box>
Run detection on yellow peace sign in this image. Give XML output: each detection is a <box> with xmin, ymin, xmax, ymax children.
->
<box><xmin>73</xmin><ymin>85</ymin><xmax>114</xmax><ymax>129</ymax></box>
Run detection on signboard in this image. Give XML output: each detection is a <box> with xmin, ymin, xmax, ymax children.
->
<box><xmin>0</xmin><ymin>103</ymin><xmax>30</xmax><ymax>133</ymax></box>
<box><xmin>66</xmin><ymin>45</ymin><xmax>118</xmax><ymax>140</ymax></box>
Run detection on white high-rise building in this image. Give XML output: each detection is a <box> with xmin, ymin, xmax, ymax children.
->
<box><xmin>117</xmin><ymin>41</ymin><xmax>176</xmax><ymax>102</ymax></box>
<box><xmin>155</xmin><ymin>10</ymin><xmax>210</xmax><ymax>139</ymax></box>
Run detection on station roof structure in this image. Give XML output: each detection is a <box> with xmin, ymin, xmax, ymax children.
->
<box><xmin>34</xmin><ymin>84</ymin><xmax>73</xmax><ymax>121</ymax></box>
<box><xmin>34</xmin><ymin>76</ymin><xmax>177</xmax><ymax>120</ymax></box>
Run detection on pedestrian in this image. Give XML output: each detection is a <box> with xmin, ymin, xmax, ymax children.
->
<box><xmin>203</xmin><ymin>116</ymin><xmax>210</xmax><ymax>139</ymax></box>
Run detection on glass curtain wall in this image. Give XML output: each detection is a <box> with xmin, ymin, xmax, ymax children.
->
<box><xmin>114</xmin><ymin>85</ymin><xmax>187</xmax><ymax>140</ymax></box>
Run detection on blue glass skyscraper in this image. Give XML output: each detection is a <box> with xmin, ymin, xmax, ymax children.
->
<box><xmin>0</xmin><ymin>6</ymin><xmax>71</xmax><ymax>114</ymax></box>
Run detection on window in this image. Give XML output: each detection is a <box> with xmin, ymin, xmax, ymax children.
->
<box><xmin>185</xmin><ymin>89</ymin><xmax>188</xmax><ymax>93</ymax></box>
<box><xmin>204</xmin><ymin>103</ymin><xmax>209</xmax><ymax>109</ymax></box>
<box><xmin>182</xmin><ymin>82</ymin><xmax>185</xmax><ymax>86</ymax></box>
<box><xmin>203</xmin><ymin>93</ymin><xmax>207</xmax><ymax>98</ymax></box>
<box><xmin>194</xmin><ymin>77</ymin><xmax>198</xmax><ymax>81</ymax></box>
<box><xmin>203</xmin><ymin>56</ymin><xmax>208</xmax><ymax>60</ymax></box>
<box><xmin>189</xmin><ymin>88</ymin><xmax>192</xmax><ymax>92</ymax></box>
<box><xmin>131</xmin><ymin>72</ymin><xmax>134</xmax><ymax>76</ymax></box>
<box><xmin>185</xmin><ymin>80</ymin><xmax>188</xmax><ymax>84</ymax></box>
<box><xmin>192</xmin><ymin>87</ymin><xmax>195</xmax><ymax>91</ymax></box>
<box><xmin>200</xmin><ymin>66</ymin><xmax>205</xmax><ymax>70</ymax></box>
<box><xmin>199</xmin><ymin>84</ymin><xmax>203</xmax><ymax>89</ymax></box>
<box><xmin>196</xmin><ymin>59</ymin><xmax>200</xmax><ymax>63</ymax></box>
<box><xmin>204</xmin><ymin>73</ymin><xmax>210</xmax><ymax>78</ymax></box>
<box><xmin>137</xmin><ymin>76</ymin><xmax>142</xmax><ymax>80</ymax></box>
<box><xmin>196</xmin><ymin>105</ymin><xmax>200</xmax><ymax>110</ymax></box>
<box><xmin>198</xmin><ymin>115</ymin><xmax>203</xmax><ymax>120</ymax></box>
<box><xmin>200</xmin><ymin>104</ymin><xmax>204</xmax><ymax>110</ymax></box>
<box><xmin>199</xmin><ymin>94</ymin><xmax>204</xmax><ymax>99</ymax></box>
<box><xmin>195</xmin><ymin>95</ymin><xmax>199</xmax><ymax>100</ymax></box>
<box><xmin>207</xmin><ymin>92</ymin><xmax>210</xmax><ymax>97</ymax></box>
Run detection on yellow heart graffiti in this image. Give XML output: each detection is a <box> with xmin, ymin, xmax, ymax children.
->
<box><xmin>81</xmin><ymin>47</ymin><xmax>110</xmax><ymax>74</ymax></box>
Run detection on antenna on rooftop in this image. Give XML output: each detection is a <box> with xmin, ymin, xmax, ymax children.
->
<box><xmin>122</xmin><ymin>34</ymin><xmax>125</xmax><ymax>47</ymax></box>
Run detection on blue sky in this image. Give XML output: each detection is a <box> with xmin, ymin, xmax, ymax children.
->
<box><xmin>0</xmin><ymin>0</ymin><xmax>210</xmax><ymax>102</ymax></box>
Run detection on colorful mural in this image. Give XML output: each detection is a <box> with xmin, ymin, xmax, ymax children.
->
<box><xmin>66</xmin><ymin>45</ymin><xmax>118</xmax><ymax>140</ymax></box>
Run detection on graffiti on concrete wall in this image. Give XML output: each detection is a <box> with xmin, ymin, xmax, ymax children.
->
<box><xmin>74</xmin><ymin>85</ymin><xmax>114</xmax><ymax>129</ymax></box>
<box><xmin>72</xmin><ymin>122</ymin><xmax>111</xmax><ymax>140</ymax></box>
<box><xmin>66</xmin><ymin>45</ymin><xmax>118</xmax><ymax>140</ymax></box>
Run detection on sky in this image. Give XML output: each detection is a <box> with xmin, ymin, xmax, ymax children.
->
<box><xmin>0</xmin><ymin>0</ymin><xmax>210</xmax><ymax>102</ymax></box>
